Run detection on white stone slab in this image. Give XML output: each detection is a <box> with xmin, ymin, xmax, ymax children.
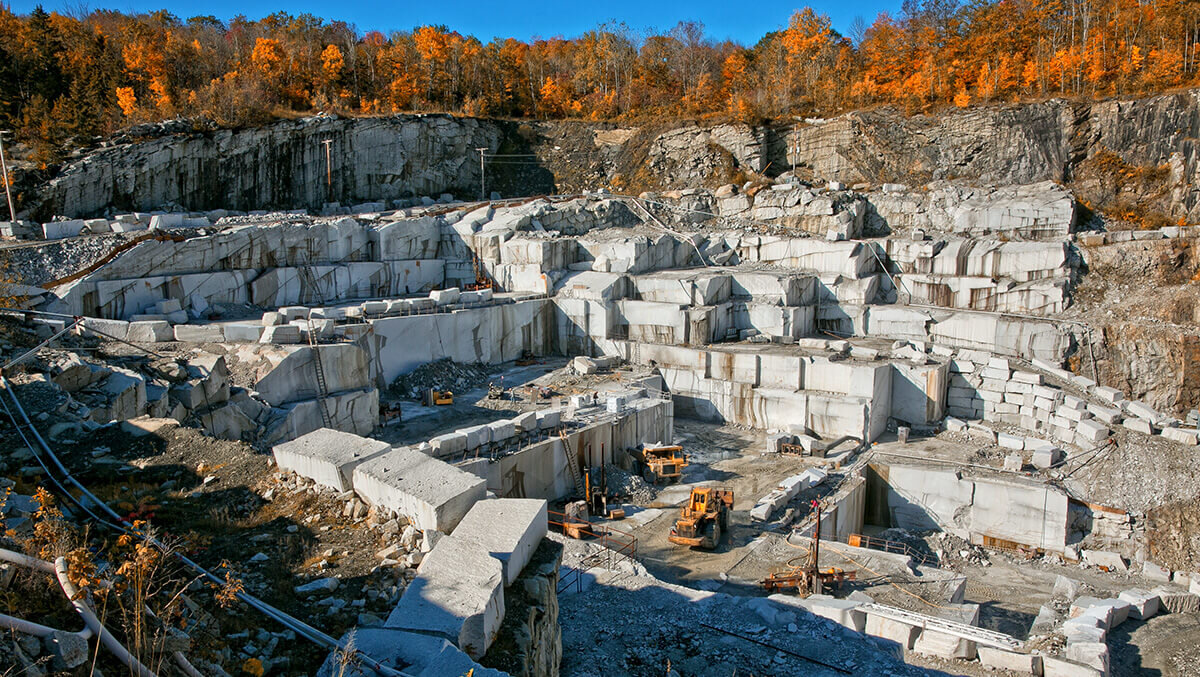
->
<box><xmin>352</xmin><ymin>446</ymin><xmax>486</xmax><ymax>533</ymax></box>
<box><xmin>273</xmin><ymin>428</ymin><xmax>391</xmax><ymax>492</ymax></box>
<box><xmin>386</xmin><ymin>535</ymin><xmax>505</xmax><ymax>659</ymax></box>
<box><xmin>451</xmin><ymin>498</ymin><xmax>548</xmax><ymax>586</ymax></box>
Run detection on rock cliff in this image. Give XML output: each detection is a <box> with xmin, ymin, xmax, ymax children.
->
<box><xmin>30</xmin><ymin>89</ymin><xmax>1200</xmax><ymax>222</ymax></box>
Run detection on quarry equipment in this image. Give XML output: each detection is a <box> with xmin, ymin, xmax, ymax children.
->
<box><xmin>424</xmin><ymin>388</ymin><xmax>454</xmax><ymax>406</ymax></box>
<box><xmin>761</xmin><ymin>501</ymin><xmax>854</xmax><ymax>595</ymax></box>
<box><xmin>669</xmin><ymin>487</ymin><xmax>734</xmax><ymax>549</ymax></box>
<box><xmin>637</xmin><ymin>444</ymin><xmax>688</xmax><ymax>484</ymax></box>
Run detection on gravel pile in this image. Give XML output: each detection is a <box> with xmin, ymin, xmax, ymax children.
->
<box><xmin>390</xmin><ymin>358</ymin><xmax>492</xmax><ymax>400</ymax></box>
<box><xmin>4</xmin><ymin>232</ymin><xmax>141</xmax><ymax>286</ymax></box>
<box><xmin>604</xmin><ymin>464</ymin><xmax>657</xmax><ymax>504</ymax></box>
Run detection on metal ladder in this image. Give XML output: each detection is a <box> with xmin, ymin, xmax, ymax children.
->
<box><xmin>296</xmin><ymin>262</ymin><xmax>334</xmax><ymax>429</ymax></box>
<box><xmin>559</xmin><ymin>429</ymin><xmax>585</xmax><ymax>498</ymax></box>
<box><xmin>858</xmin><ymin>603</ymin><xmax>1023</xmax><ymax>650</ymax></box>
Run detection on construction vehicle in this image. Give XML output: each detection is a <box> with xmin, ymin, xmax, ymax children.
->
<box><xmin>636</xmin><ymin>444</ymin><xmax>688</xmax><ymax>484</ymax></box>
<box><xmin>424</xmin><ymin>388</ymin><xmax>454</xmax><ymax>406</ymax></box>
<box><xmin>669</xmin><ymin>487</ymin><xmax>734</xmax><ymax>549</ymax></box>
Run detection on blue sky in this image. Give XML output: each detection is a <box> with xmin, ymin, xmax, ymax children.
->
<box><xmin>7</xmin><ymin>0</ymin><xmax>897</xmax><ymax>44</ymax></box>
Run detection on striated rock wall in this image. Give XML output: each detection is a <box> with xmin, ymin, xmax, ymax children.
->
<box><xmin>36</xmin><ymin>90</ymin><xmax>1200</xmax><ymax>221</ymax></box>
<box><xmin>43</xmin><ymin>114</ymin><xmax>504</xmax><ymax>218</ymax></box>
<box><xmin>786</xmin><ymin>91</ymin><xmax>1200</xmax><ymax>220</ymax></box>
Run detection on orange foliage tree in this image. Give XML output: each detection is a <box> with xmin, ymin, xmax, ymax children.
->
<box><xmin>0</xmin><ymin>1</ymin><xmax>1197</xmax><ymax>162</ymax></box>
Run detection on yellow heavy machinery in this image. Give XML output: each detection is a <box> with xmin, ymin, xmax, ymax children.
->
<box><xmin>637</xmin><ymin>444</ymin><xmax>687</xmax><ymax>484</ymax></box>
<box><xmin>669</xmin><ymin>487</ymin><xmax>734</xmax><ymax>549</ymax></box>
<box><xmin>424</xmin><ymin>388</ymin><xmax>454</xmax><ymax>406</ymax></box>
<box><xmin>760</xmin><ymin>500</ymin><xmax>855</xmax><ymax>596</ymax></box>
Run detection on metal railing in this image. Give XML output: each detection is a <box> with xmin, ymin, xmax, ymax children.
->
<box><xmin>846</xmin><ymin>533</ymin><xmax>940</xmax><ymax>567</ymax></box>
<box><xmin>548</xmin><ymin>509</ymin><xmax>638</xmax><ymax>594</ymax></box>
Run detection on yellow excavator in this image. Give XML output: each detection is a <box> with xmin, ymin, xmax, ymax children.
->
<box><xmin>669</xmin><ymin>487</ymin><xmax>734</xmax><ymax>549</ymax></box>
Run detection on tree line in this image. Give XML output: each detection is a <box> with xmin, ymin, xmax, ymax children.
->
<box><xmin>1</xmin><ymin>0</ymin><xmax>1198</xmax><ymax>165</ymax></box>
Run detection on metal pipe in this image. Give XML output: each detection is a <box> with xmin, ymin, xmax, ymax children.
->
<box><xmin>0</xmin><ymin>378</ymin><xmax>412</xmax><ymax>677</ymax></box>
<box><xmin>54</xmin><ymin>557</ymin><xmax>158</xmax><ymax>677</ymax></box>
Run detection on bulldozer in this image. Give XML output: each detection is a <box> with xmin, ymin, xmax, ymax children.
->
<box><xmin>637</xmin><ymin>444</ymin><xmax>687</xmax><ymax>484</ymax></box>
<box><xmin>669</xmin><ymin>487</ymin><xmax>734</xmax><ymax>549</ymax></box>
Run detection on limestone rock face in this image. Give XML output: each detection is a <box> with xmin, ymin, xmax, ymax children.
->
<box><xmin>43</xmin><ymin>114</ymin><xmax>502</xmax><ymax>217</ymax></box>
<box><xmin>34</xmin><ymin>90</ymin><xmax>1200</xmax><ymax>221</ymax></box>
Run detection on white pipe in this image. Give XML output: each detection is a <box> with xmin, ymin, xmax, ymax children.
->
<box><xmin>174</xmin><ymin>651</ymin><xmax>204</xmax><ymax>677</ymax></box>
<box><xmin>0</xmin><ymin>612</ymin><xmax>60</xmax><ymax>637</ymax></box>
<box><xmin>54</xmin><ymin>557</ymin><xmax>158</xmax><ymax>677</ymax></box>
<box><xmin>0</xmin><ymin>547</ymin><xmax>54</xmax><ymax>573</ymax></box>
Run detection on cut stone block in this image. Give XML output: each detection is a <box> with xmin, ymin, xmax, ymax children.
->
<box><xmin>1161</xmin><ymin>427</ymin><xmax>1199</xmax><ymax>445</ymax></box>
<box><xmin>460</xmin><ymin>424</ymin><xmax>492</xmax><ymax>449</ymax></box>
<box><xmin>1118</xmin><ymin>589</ymin><xmax>1159</xmax><ymax>620</ymax></box>
<box><xmin>272</xmin><ymin>428</ymin><xmax>390</xmax><ymax>492</ymax></box>
<box><xmin>450</xmin><ymin>498</ymin><xmax>548</xmax><ymax>586</ymax></box>
<box><xmin>864</xmin><ymin>611</ymin><xmax>921</xmax><ymax>649</ymax></box>
<box><xmin>431</xmin><ymin>287</ymin><xmax>461</xmax><ymax>305</ymax></box>
<box><xmin>1125</xmin><ymin>400</ymin><xmax>1162</xmax><ymax>422</ymax></box>
<box><xmin>280</xmin><ymin>306</ymin><xmax>310</xmax><ymax>321</ymax></box>
<box><xmin>1082</xmin><ymin>550</ymin><xmax>1127</xmax><ymax>572</ymax></box>
<box><xmin>1042</xmin><ymin>656</ymin><xmax>1103</xmax><ymax>677</ymax></box>
<box><xmin>1093</xmin><ymin>386</ymin><xmax>1124</xmax><ymax>405</ymax></box>
<box><xmin>1152</xmin><ymin>586</ymin><xmax>1200</xmax><ymax>614</ymax></box>
<box><xmin>977</xmin><ymin>647</ymin><xmax>1041</xmax><ymax>674</ymax></box>
<box><xmin>511</xmin><ymin>411</ymin><xmax>537</xmax><ymax>432</ymax></box>
<box><xmin>126</xmin><ymin>321</ymin><xmax>173</xmax><ymax>342</ymax></box>
<box><xmin>429</xmin><ymin>432</ymin><xmax>468</xmax><ymax>457</ymax></box>
<box><xmin>260</xmin><ymin>324</ymin><xmax>302</xmax><ymax>344</ymax></box>
<box><xmin>315</xmin><ymin>627</ymin><xmax>505</xmax><ymax>677</ymax></box>
<box><xmin>223</xmin><ymin>323</ymin><xmax>264</xmax><ymax>342</ymax></box>
<box><xmin>352</xmin><ymin>446</ymin><xmax>486</xmax><ymax>533</ymax></box>
<box><xmin>386</xmin><ymin>535</ymin><xmax>505</xmax><ymax>659</ymax></box>
<box><xmin>998</xmin><ymin>432</ymin><xmax>1025</xmax><ymax>450</ymax></box>
<box><xmin>1123</xmin><ymin>418</ymin><xmax>1153</xmax><ymax>434</ymax></box>
<box><xmin>912</xmin><ymin>629</ymin><xmax>976</xmax><ymax>660</ymax></box>
<box><xmin>537</xmin><ymin>408</ymin><xmax>562</xmax><ymax>429</ymax></box>
<box><xmin>1074</xmin><ymin>420</ymin><xmax>1109</xmax><ymax>444</ymax></box>
<box><xmin>1086</xmin><ymin>403</ymin><xmax>1122</xmax><ymax>425</ymax></box>
<box><xmin>1062</xmin><ymin>615</ymin><xmax>1106</xmax><ymax>644</ymax></box>
<box><xmin>1031</xmin><ymin>447</ymin><xmax>1064</xmax><ymax>469</ymax></box>
<box><xmin>785</xmin><ymin>595</ymin><xmax>865</xmax><ymax>632</ymax></box>
<box><xmin>1064</xmin><ymin>642</ymin><xmax>1109</xmax><ymax>674</ymax></box>
<box><xmin>486</xmin><ymin>419</ymin><xmax>514</xmax><ymax>442</ymax></box>
<box><xmin>1142</xmin><ymin>561</ymin><xmax>1173</xmax><ymax>583</ymax></box>
<box><xmin>173</xmin><ymin>324</ymin><xmax>225</xmax><ymax>342</ymax></box>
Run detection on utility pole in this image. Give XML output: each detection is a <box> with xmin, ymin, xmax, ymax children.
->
<box><xmin>0</xmin><ymin>131</ymin><xmax>15</xmax><ymax>222</ymax></box>
<box><xmin>322</xmin><ymin>139</ymin><xmax>333</xmax><ymax>202</ymax></box>
<box><xmin>476</xmin><ymin>148</ymin><xmax>488</xmax><ymax>201</ymax></box>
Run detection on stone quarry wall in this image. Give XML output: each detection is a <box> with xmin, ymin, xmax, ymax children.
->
<box><xmin>866</xmin><ymin>462</ymin><xmax>1071</xmax><ymax>553</ymax></box>
<box><xmin>41</xmin><ymin>115</ymin><xmax>504</xmax><ymax>217</ymax></box>
<box><xmin>31</xmin><ymin>89</ymin><xmax>1199</xmax><ymax>221</ymax></box>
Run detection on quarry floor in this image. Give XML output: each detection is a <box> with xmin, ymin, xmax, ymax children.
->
<box><xmin>552</xmin><ymin>417</ymin><xmax>1200</xmax><ymax>677</ymax></box>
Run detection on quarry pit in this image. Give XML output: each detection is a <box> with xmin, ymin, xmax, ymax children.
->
<box><xmin>0</xmin><ymin>111</ymin><xmax>1199</xmax><ymax>677</ymax></box>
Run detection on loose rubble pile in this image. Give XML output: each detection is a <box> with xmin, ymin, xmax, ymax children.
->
<box><xmin>390</xmin><ymin>358</ymin><xmax>493</xmax><ymax>400</ymax></box>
